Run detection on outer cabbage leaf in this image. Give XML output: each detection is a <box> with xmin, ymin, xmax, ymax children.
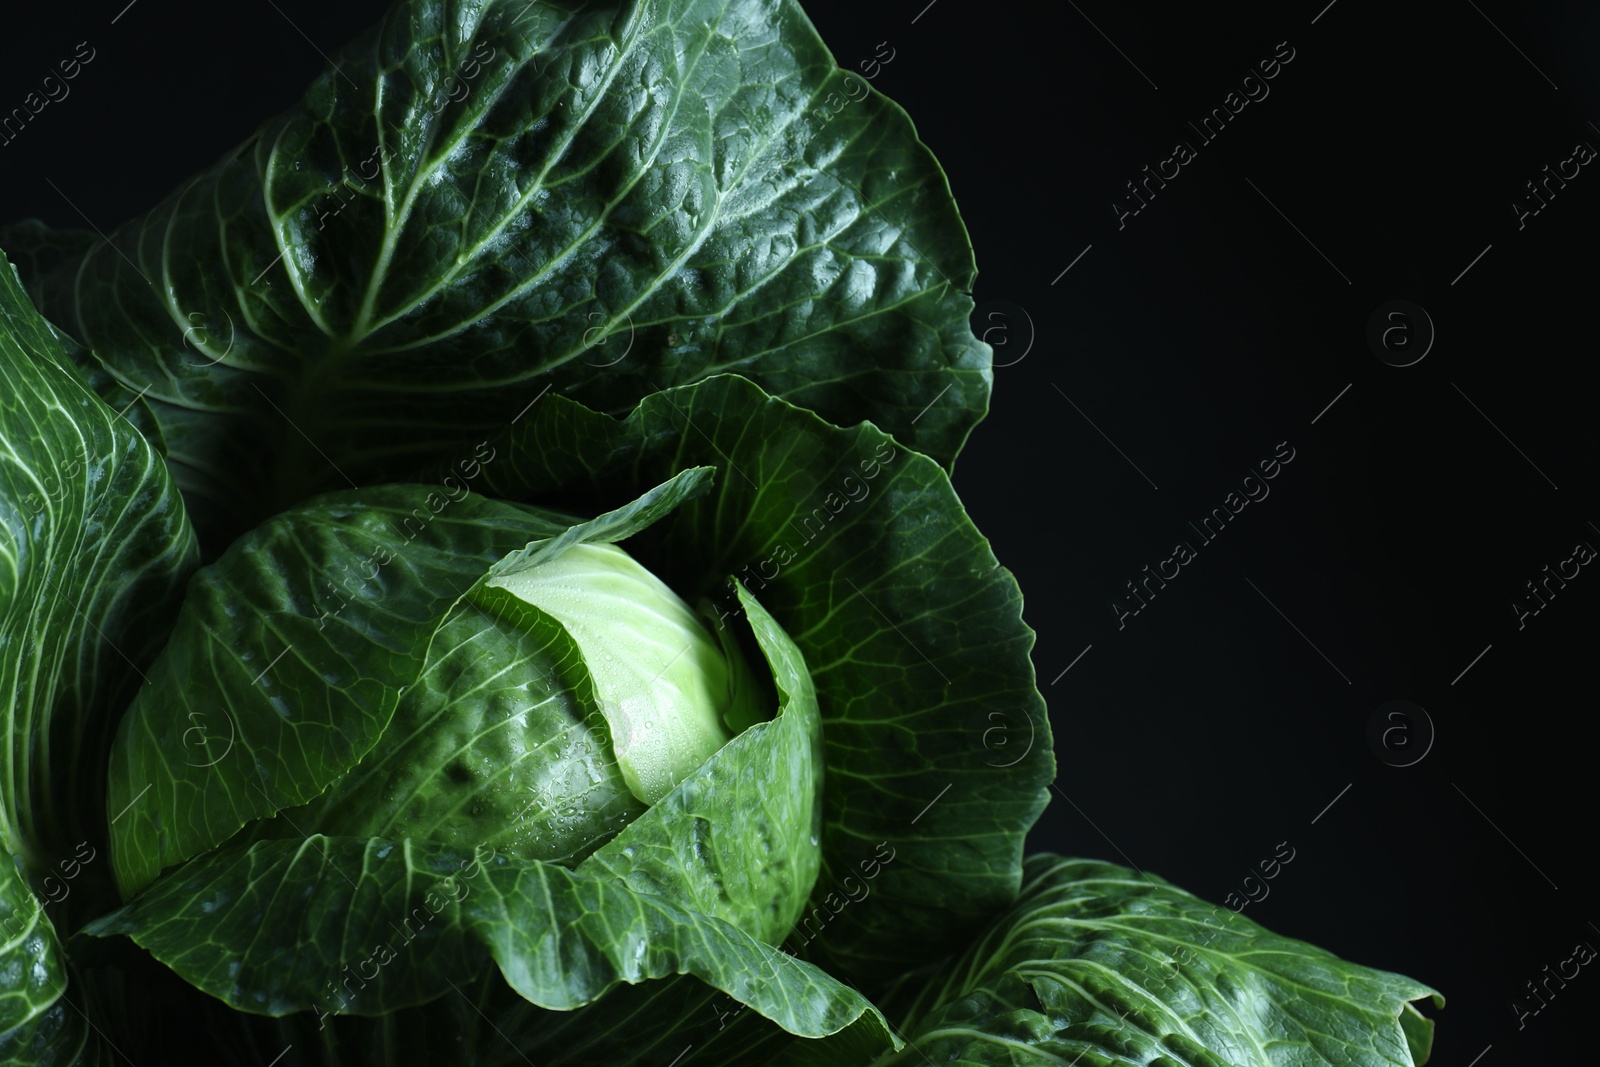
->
<box><xmin>0</xmin><ymin>249</ymin><xmax>188</xmax><ymax>1062</ymax></box>
<box><xmin>84</xmin><ymin>834</ymin><xmax>892</xmax><ymax>1054</ymax></box>
<box><xmin>0</xmin><ymin>250</ymin><xmax>198</xmax><ymax>889</ymax></box>
<box><xmin>0</xmin><ymin>220</ymin><xmax>96</xmax><ymax>289</ymax></box>
<box><xmin>873</xmin><ymin>856</ymin><xmax>1442</xmax><ymax>1067</ymax></box>
<box><xmin>0</xmin><ymin>839</ymin><xmax>91</xmax><ymax>1065</ymax></box>
<box><xmin>12</xmin><ymin>0</ymin><xmax>988</xmax><ymax>547</ymax></box>
<box><xmin>237</xmin><ymin>968</ymin><xmax>895</xmax><ymax>1066</ymax></box>
<box><xmin>469</xmin><ymin>374</ymin><xmax>1054</xmax><ymax>983</ymax></box>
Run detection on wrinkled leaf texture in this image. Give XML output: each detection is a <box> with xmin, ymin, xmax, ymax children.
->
<box><xmin>5</xmin><ymin>0</ymin><xmax>990</xmax><ymax>548</ymax></box>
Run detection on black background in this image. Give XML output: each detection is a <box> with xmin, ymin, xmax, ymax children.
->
<box><xmin>2</xmin><ymin>1</ymin><xmax>1595</xmax><ymax>1064</ymax></box>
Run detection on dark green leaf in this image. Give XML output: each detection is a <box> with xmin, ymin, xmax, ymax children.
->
<box><xmin>472</xmin><ymin>374</ymin><xmax>1054</xmax><ymax>982</ymax></box>
<box><xmin>260</xmin><ymin>573</ymin><xmax>647</xmax><ymax>869</ymax></box>
<box><xmin>105</xmin><ymin>485</ymin><xmax>576</xmax><ymax>896</ymax></box>
<box><xmin>18</xmin><ymin>0</ymin><xmax>989</xmax><ymax>547</ymax></box>
<box><xmin>490</xmin><ymin>464</ymin><xmax>716</xmax><ymax>573</ymax></box>
<box><xmin>82</xmin><ymin>833</ymin><xmax>894</xmax><ymax>1056</ymax></box>
<box><xmin>0</xmin><ymin>837</ymin><xmax>87</xmax><ymax>1063</ymax></box>
<box><xmin>243</xmin><ymin>967</ymin><xmax>895</xmax><ymax>1067</ymax></box>
<box><xmin>874</xmin><ymin>855</ymin><xmax>1443</xmax><ymax>1067</ymax></box>
<box><xmin>0</xmin><ymin>248</ymin><xmax>197</xmax><ymax>907</ymax></box>
<box><xmin>0</xmin><ymin>221</ymin><xmax>96</xmax><ymax>292</ymax></box>
<box><xmin>108</xmin><ymin>470</ymin><xmax>833</xmax><ymax>994</ymax></box>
